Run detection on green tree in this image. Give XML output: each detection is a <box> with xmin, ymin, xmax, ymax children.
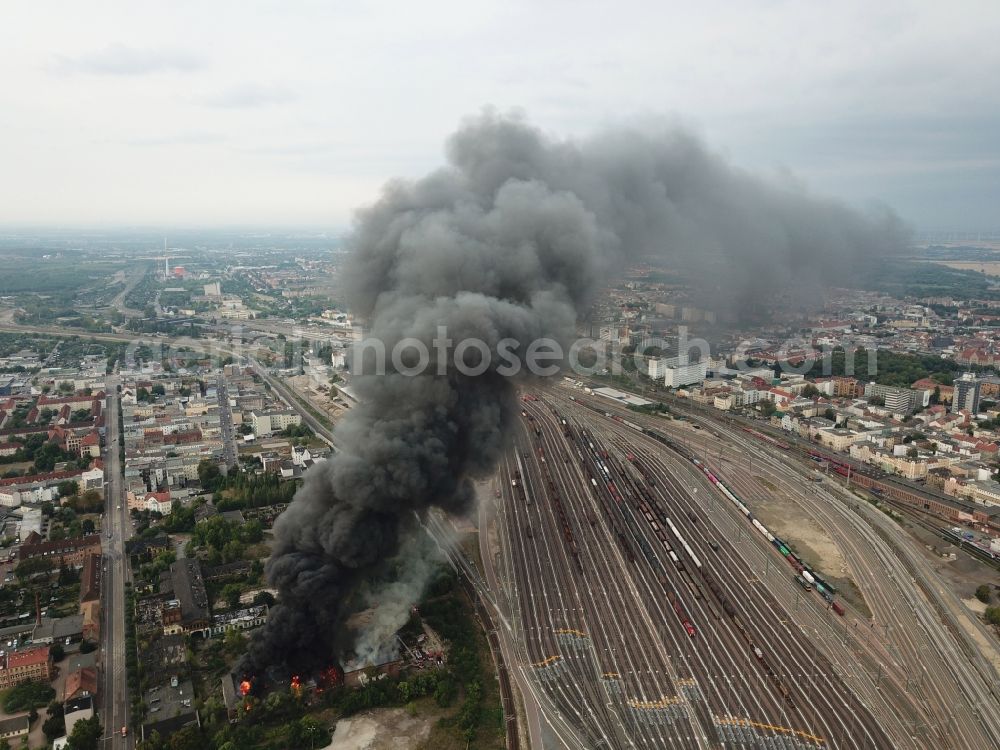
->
<box><xmin>166</xmin><ymin>725</ymin><xmax>202</xmax><ymax>750</ymax></box>
<box><xmin>802</xmin><ymin>384</ymin><xmax>820</xmax><ymax>398</ymax></box>
<box><xmin>66</xmin><ymin>715</ymin><xmax>102</xmax><ymax>750</ymax></box>
<box><xmin>252</xmin><ymin>590</ymin><xmax>275</xmax><ymax>607</ymax></box>
<box><xmin>57</xmin><ymin>480</ymin><xmax>79</xmax><ymax>497</ymax></box>
<box><xmin>221</xmin><ymin>539</ymin><xmax>244</xmax><ymax>563</ymax></box>
<box><xmin>197</xmin><ymin>459</ymin><xmax>221</xmax><ymax>489</ymax></box>
<box><xmin>294</xmin><ymin>716</ymin><xmax>327</xmax><ymax>748</ymax></box>
<box><xmin>223</xmin><ymin>627</ymin><xmax>247</xmax><ymax>656</ymax></box>
<box><xmin>759</xmin><ymin>399</ymin><xmax>776</xmax><ymax>418</ymax></box>
<box><xmin>221</xmin><ymin>583</ymin><xmax>242</xmax><ymax>609</ymax></box>
<box><xmin>975</xmin><ymin>584</ymin><xmax>992</xmax><ymax>604</ymax></box>
<box><xmin>823</xmin><ymin>407</ymin><xmax>836</xmax><ymax>422</ymax></box>
<box><xmin>985</xmin><ymin>606</ymin><xmax>1000</xmax><ymax>627</ymax></box>
<box><xmin>42</xmin><ymin>710</ymin><xmax>66</xmax><ymax>741</ymax></box>
<box><xmin>15</xmin><ymin>556</ymin><xmax>54</xmax><ymax>583</ymax></box>
<box><xmin>243</xmin><ymin>519</ymin><xmax>263</xmax><ymax>544</ymax></box>
<box><xmin>3</xmin><ymin>682</ymin><xmax>55</xmax><ymax>712</ymax></box>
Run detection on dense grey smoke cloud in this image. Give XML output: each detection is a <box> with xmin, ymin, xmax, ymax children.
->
<box><xmin>347</xmin><ymin>531</ymin><xmax>445</xmax><ymax>669</ymax></box>
<box><xmin>244</xmin><ymin>111</ymin><xmax>906</xmax><ymax>677</ymax></box>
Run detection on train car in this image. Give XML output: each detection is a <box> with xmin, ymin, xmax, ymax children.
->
<box><xmin>808</xmin><ymin>570</ymin><xmax>837</xmax><ymax>594</ymax></box>
<box><xmin>831</xmin><ymin>600</ymin><xmax>845</xmax><ymax>616</ymax></box>
<box><xmin>667</xmin><ymin>591</ymin><xmax>697</xmax><ymax>637</ymax></box>
<box><xmin>794</xmin><ymin>575</ymin><xmax>812</xmax><ymax>591</ymax></box>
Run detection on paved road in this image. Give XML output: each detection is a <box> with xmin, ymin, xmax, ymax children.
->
<box><xmin>100</xmin><ymin>375</ymin><xmax>133</xmax><ymax>748</ymax></box>
<box><xmin>216</xmin><ymin>374</ymin><xmax>238</xmax><ymax>469</ymax></box>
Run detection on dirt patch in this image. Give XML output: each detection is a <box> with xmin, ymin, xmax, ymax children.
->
<box><xmin>963</xmin><ymin>597</ymin><xmax>987</xmax><ymax>614</ymax></box>
<box><xmin>752</xmin><ymin>499</ymin><xmax>849</xmax><ymax>581</ymax></box>
<box><xmin>323</xmin><ymin>708</ymin><xmax>433</xmax><ymax>750</ymax></box>
<box><xmin>751</xmin><ymin>493</ymin><xmax>868</xmax><ymax>615</ymax></box>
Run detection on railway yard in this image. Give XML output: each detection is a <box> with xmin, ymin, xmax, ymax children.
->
<box><xmin>479</xmin><ymin>384</ymin><xmax>1000</xmax><ymax>750</ymax></box>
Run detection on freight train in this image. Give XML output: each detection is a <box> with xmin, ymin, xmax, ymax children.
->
<box><xmin>633</xmin><ymin>422</ymin><xmax>847</xmax><ymax>616</ymax></box>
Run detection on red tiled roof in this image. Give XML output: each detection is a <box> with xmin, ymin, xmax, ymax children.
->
<box><xmin>0</xmin><ymin>468</ymin><xmax>83</xmax><ymax>487</ymax></box>
<box><xmin>5</xmin><ymin>646</ymin><xmax>50</xmax><ymax>669</ymax></box>
<box><xmin>64</xmin><ymin>667</ymin><xmax>98</xmax><ymax>699</ymax></box>
<box><xmin>37</xmin><ymin>392</ymin><xmax>105</xmax><ymax>406</ymax></box>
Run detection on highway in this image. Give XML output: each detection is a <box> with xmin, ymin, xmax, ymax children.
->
<box><xmin>486</xmin><ymin>390</ymin><xmax>899</xmax><ymax>749</ymax></box>
<box><xmin>100</xmin><ymin>374</ymin><xmax>134</xmax><ymax>748</ymax></box>
<box><xmin>536</xmin><ymin>384</ymin><xmax>1000</xmax><ymax>749</ymax></box>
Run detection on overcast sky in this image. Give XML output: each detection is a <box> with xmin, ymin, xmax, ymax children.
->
<box><xmin>2</xmin><ymin>1</ymin><xmax>998</xmax><ymax>231</ymax></box>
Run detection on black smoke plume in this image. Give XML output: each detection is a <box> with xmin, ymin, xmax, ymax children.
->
<box><xmin>243</xmin><ymin>111</ymin><xmax>906</xmax><ymax>676</ymax></box>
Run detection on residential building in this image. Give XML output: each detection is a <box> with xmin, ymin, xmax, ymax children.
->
<box><xmin>0</xmin><ymin>715</ymin><xmax>30</xmax><ymax>743</ymax></box>
<box><xmin>663</xmin><ymin>358</ymin><xmax>708</xmax><ymax>388</ymax></box>
<box><xmin>63</xmin><ymin>696</ymin><xmax>94</xmax><ymax>738</ymax></box>
<box><xmin>80</xmin><ymin>600</ymin><xmax>100</xmax><ymax>642</ymax></box>
<box><xmin>64</xmin><ymin>666</ymin><xmax>98</xmax><ymax>701</ymax></box>
<box><xmin>80</xmin><ymin>553</ymin><xmax>101</xmax><ymax>603</ymax></box>
<box><xmin>815</xmin><ymin>428</ymin><xmax>864</xmax><ymax>452</ymax></box>
<box><xmin>0</xmin><ymin>646</ymin><xmax>53</xmax><ymax>689</ymax></box>
<box><xmin>250</xmin><ymin>410</ymin><xmax>302</xmax><ymax>437</ymax></box>
<box><xmin>953</xmin><ymin>372</ymin><xmax>982</xmax><ymax>414</ymax></box>
<box><xmin>864</xmin><ymin>382</ymin><xmax>928</xmax><ymax>414</ymax></box>
<box><xmin>33</xmin><ymin>615</ymin><xmax>83</xmax><ymax>645</ymax></box>
<box><xmin>17</xmin><ymin>534</ymin><xmax>101</xmax><ymax>568</ymax></box>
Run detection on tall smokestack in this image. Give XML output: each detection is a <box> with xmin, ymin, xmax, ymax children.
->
<box><xmin>244</xmin><ymin>111</ymin><xmax>906</xmax><ymax>676</ymax></box>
